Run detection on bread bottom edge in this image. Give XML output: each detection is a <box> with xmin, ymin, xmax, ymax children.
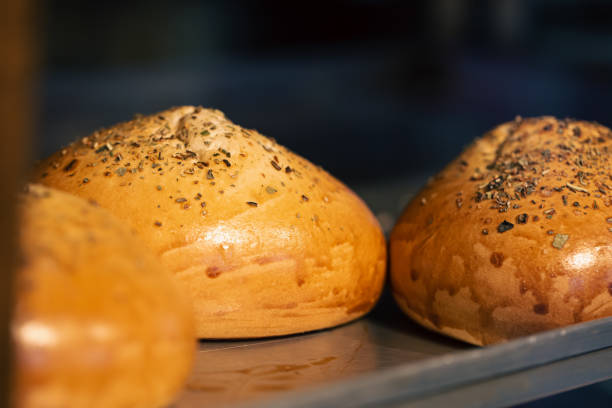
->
<box><xmin>193</xmin><ymin>304</ymin><xmax>376</xmax><ymax>339</ymax></box>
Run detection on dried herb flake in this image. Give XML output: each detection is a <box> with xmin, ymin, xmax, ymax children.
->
<box><xmin>516</xmin><ymin>213</ymin><xmax>528</xmax><ymax>224</ymax></box>
<box><xmin>552</xmin><ymin>234</ymin><xmax>569</xmax><ymax>249</ymax></box>
<box><xmin>497</xmin><ymin>220</ymin><xmax>514</xmax><ymax>233</ymax></box>
<box><xmin>63</xmin><ymin>159</ymin><xmax>79</xmax><ymax>172</ymax></box>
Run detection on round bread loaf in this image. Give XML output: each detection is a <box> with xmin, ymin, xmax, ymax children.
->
<box><xmin>32</xmin><ymin>106</ymin><xmax>386</xmax><ymax>338</ymax></box>
<box><xmin>391</xmin><ymin>117</ymin><xmax>612</xmax><ymax>346</ymax></box>
<box><xmin>14</xmin><ymin>185</ymin><xmax>195</xmax><ymax>408</ymax></box>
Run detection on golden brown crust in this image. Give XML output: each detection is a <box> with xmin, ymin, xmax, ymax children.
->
<box><xmin>391</xmin><ymin>117</ymin><xmax>612</xmax><ymax>346</ymax></box>
<box><xmin>14</xmin><ymin>185</ymin><xmax>195</xmax><ymax>408</ymax></box>
<box><xmin>32</xmin><ymin>106</ymin><xmax>386</xmax><ymax>338</ymax></box>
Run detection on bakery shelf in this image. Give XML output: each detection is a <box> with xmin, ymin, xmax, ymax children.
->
<box><xmin>174</xmin><ymin>288</ymin><xmax>612</xmax><ymax>408</ymax></box>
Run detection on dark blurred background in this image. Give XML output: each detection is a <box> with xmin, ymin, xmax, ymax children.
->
<box><xmin>38</xmin><ymin>0</ymin><xmax>612</xmax><ymax>176</ymax></box>
<box><xmin>37</xmin><ymin>1</ymin><xmax>612</xmax><ymax>405</ymax></box>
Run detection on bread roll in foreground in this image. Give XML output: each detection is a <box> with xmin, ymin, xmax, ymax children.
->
<box><xmin>391</xmin><ymin>117</ymin><xmax>612</xmax><ymax>346</ymax></box>
<box><xmin>33</xmin><ymin>106</ymin><xmax>386</xmax><ymax>338</ymax></box>
<box><xmin>14</xmin><ymin>185</ymin><xmax>195</xmax><ymax>408</ymax></box>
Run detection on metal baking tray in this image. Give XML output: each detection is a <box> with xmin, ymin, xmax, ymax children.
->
<box><xmin>173</xmin><ymin>287</ymin><xmax>612</xmax><ymax>408</ymax></box>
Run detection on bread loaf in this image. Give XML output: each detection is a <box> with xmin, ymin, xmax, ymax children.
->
<box><xmin>33</xmin><ymin>106</ymin><xmax>387</xmax><ymax>338</ymax></box>
<box><xmin>14</xmin><ymin>185</ymin><xmax>195</xmax><ymax>408</ymax></box>
<box><xmin>391</xmin><ymin>117</ymin><xmax>612</xmax><ymax>345</ymax></box>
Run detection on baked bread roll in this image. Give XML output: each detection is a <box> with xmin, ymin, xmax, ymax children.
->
<box><xmin>391</xmin><ymin>117</ymin><xmax>612</xmax><ymax>346</ymax></box>
<box><xmin>14</xmin><ymin>185</ymin><xmax>195</xmax><ymax>408</ymax></box>
<box><xmin>32</xmin><ymin>106</ymin><xmax>386</xmax><ymax>338</ymax></box>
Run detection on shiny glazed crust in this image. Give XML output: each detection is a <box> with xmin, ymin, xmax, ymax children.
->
<box><xmin>32</xmin><ymin>106</ymin><xmax>387</xmax><ymax>338</ymax></box>
<box><xmin>14</xmin><ymin>185</ymin><xmax>195</xmax><ymax>408</ymax></box>
<box><xmin>391</xmin><ymin>117</ymin><xmax>612</xmax><ymax>346</ymax></box>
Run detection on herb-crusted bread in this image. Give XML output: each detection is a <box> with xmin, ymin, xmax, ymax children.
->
<box><xmin>391</xmin><ymin>116</ymin><xmax>612</xmax><ymax>345</ymax></box>
<box><xmin>33</xmin><ymin>106</ymin><xmax>386</xmax><ymax>339</ymax></box>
